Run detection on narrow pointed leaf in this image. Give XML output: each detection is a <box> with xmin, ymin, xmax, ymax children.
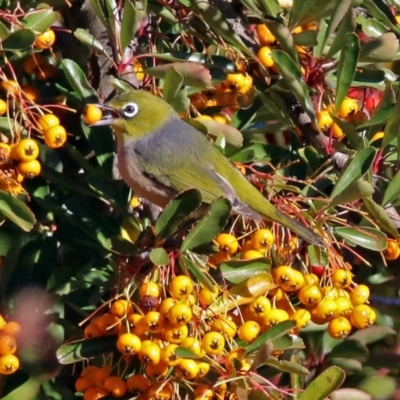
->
<box><xmin>155</xmin><ymin>189</ymin><xmax>202</xmax><ymax>241</ymax></box>
<box><xmin>382</xmin><ymin>169</ymin><xmax>400</xmax><ymax>207</ymax></box>
<box><xmin>180</xmin><ymin>197</ymin><xmax>231</xmax><ymax>252</ymax></box>
<box><xmin>244</xmin><ymin>320</ymin><xmax>296</xmax><ymax>356</ymax></box>
<box><xmin>334</xmin><ymin>33</ymin><xmax>359</xmax><ymax>112</ymax></box>
<box><xmin>74</xmin><ymin>29</ymin><xmax>112</xmax><ymax>61</ymax></box>
<box><xmin>319</xmin><ymin>0</ymin><xmax>352</xmax><ymax>56</ymax></box>
<box><xmin>333</xmin><ymin>226</ymin><xmax>387</xmax><ymax>251</ymax></box>
<box><xmin>220</xmin><ymin>259</ymin><xmax>271</xmax><ymax>284</ymax></box>
<box><xmin>383</xmin><ymin>89</ymin><xmax>400</xmax><ymax>148</ymax></box>
<box><xmin>0</xmin><ymin>191</ymin><xmax>35</xmax><ymax>232</ymax></box>
<box><xmin>327</xmin><ymin>8</ymin><xmax>357</xmax><ymax>58</ymax></box>
<box><xmin>57</xmin><ymin>336</ymin><xmax>116</xmax><ymax>364</ymax></box>
<box><xmin>329</xmin><ymin>180</ymin><xmax>374</xmax><ymax>209</ymax></box>
<box><xmin>120</xmin><ymin>0</ymin><xmax>137</xmax><ymax>51</ymax></box>
<box><xmin>272</xmin><ymin>50</ymin><xmax>316</xmax><ymax>124</ymax></box>
<box><xmin>363</xmin><ymin>196</ymin><xmax>398</xmax><ymax>238</ymax></box>
<box><xmin>330</xmin><ymin>147</ymin><xmax>375</xmax><ymax>199</ymax></box>
<box><xmin>298</xmin><ymin>366</ymin><xmax>345</xmax><ymax>400</ymax></box>
<box><xmin>181</xmin><ymin>255</ymin><xmax>214</xmax><ymax>291</ymax></box>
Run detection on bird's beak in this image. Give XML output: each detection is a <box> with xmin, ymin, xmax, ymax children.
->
<box><xmin>90</xmin><ymin>104</ymin><xmax>120</xmax><ymax>127</ymax></box>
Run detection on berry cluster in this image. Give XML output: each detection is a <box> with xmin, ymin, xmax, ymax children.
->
<box><xmin>74</xmin><ymin>226</ymin><xmax>375</xmax><ymax>400</ymax></box>
<box><xmin>0</xmin><ymin>28</ymin><xmax>70</xmax><ymax>195</ymax></box>
<box><xmin>0</xmin><ymin>315</ymin><xmax>21</xmax><ymax>376</ymax></box>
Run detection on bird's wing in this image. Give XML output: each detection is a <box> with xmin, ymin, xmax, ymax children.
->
<box><xmin>148</xmin><ymin>163</ymin><xmax>262</xmax><ymax>220</ymax></box>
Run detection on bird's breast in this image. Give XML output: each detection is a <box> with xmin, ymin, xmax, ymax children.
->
<box><xmin>117</xmin><ymin>139</ymin><xmax>175</xmax><ymax>207</ymax></box>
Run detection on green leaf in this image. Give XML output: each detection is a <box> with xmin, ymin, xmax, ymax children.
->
<box><xmin>359</xmin><ymin>32</ymin><xmax>399</xmax><ymax>62</ymax></box>
<box><xmin>327</xmin><ymin>340</ymin><xmax>368</xmax><ymax>361</ymax></box>
<box><xmin>220</xmin><ymin>259</ymin><xmax>271</xmax><ymax>284</ymax></box>
<box><xmin>22</xmin><ymin>9</ymin><xmax>60</xmax><ymax>33</ymax></box>
<box><xmin>149</xmin><ymin>248</ymin><xmax>170</xmax><ymax>266</ymax></box>
<box><xmin>382</xmin><ymin>170</ymin><xmax>400</xmax><ymax>207</ymax></box>
<box><xmin>180</xmin><ymin>197</ymin><xmax>231</xmax><ymax>252</ymax></box>
<box><xmin>56</xmin><ymin>336</ymin><xmax>116</xmax><ymax>364</ymax></box>
<box><xmin>1</xmin><ymin>29</ymin><xmax>35</xmax><ymax>50</ymax></box>
<box><xmin>298</xmin><ymin>366</ymin><xmax>345</xmax><ymax>400</ymax></box>
<box><xmin>319</xmin><ymin>0</ymin><xmax>352</xmax><ymax>57</ymax></box>
<box><xmin>349</xmin><ymin>325</ymin><xmax>396</xmax><ymax>345</ymax></box>
<box><xmin>383</xmin><ymin>89</ymin><xmax>400</xmax><ymax>148</ymax></box>
<box><xmin>120</xmin><ymin>0</ymin><xmax>138</xmax><ymax>51</ymax></box>
<box><xmin>189</xmin><ymin>0</ymin><xmax>253</xmax><ymax>56</ymax></box>
<box><xmin>363</xmin><ymin>196</ymin><xmax>398</xmax><ymax>238</ymax></box>
<box><xmin>162</xmin><ymin>67</ymin><xmax>190</xmax><ymax>114</ymax></box>
<box><xmin>289</xmin><ymin>0</ymin><xmax>318</xmax><ymax>28</ymax></box>
<box><xmin>0</xmin><ymin>191</ymin><xmax>35</xmax><ymax>232</ymax></box>
<box><xmin>187</xmin><ymin>118</ymin><xmax>243</xmax><ymax>148</ymax></box>
<box><xmin>328</xmin><ymin>358</ymin><xmax>362</xmax><ymax>374</ymax></box>
<box><xmin>327</xmin><ymin>8</ymin><xmax>357</xmax><ymax>58</ymax></box>
<box><xmin>155</xmin><ymin>189</ymin><xmax>202</xmax><ymax>242</ymax></box>
<box><xmin>272</xmin><ymin>50</ymin><xmax>316</xmax><ymax>125</ymax></box>
<box><xmin>359</xmin><ymin>84</ymin><xmax>395</xmax><ymax>130</ymax></box>
<box><xmin>74</xmin><ymin>29</ymin><xmax>112</xmax><ymax>61</ymax></box>
<box><xmin>231</xmin><ymin>142</ymin><xmax>292</xmax><ymax>163</ymax></box>
<box><xmin>0</xmin><ymin>20</ymin><xmax>10</xmax><ymax>40</ymax></box>
<box><xmin>266</xmin><ymin>21</ymin><xmax>299</xmax><ymax>63</ymax></box>
<box><xmin>258</xmin><ymin>0</ymin><xmax>280</xmax><ymax>17</ymax></box>
<box><xmin>358</xmin><ymin>375</ymin><xmax>397</xmax><ymax>400</ymax></box>
<box><xmin>330</xmin><ymin>389</ymin><xmax>373</xmax><ymax>400</ymax></box>
<box><xmin>363</xmin><ymin>0</ymin><xmax>400</xmax><ymax>33</ymax></box>
<box><xmin>244</xmin><ymin>320</ymin><xmax>296</xmax><ymax>356</ymax></box>
<box><xmin>333</xmin><ymin>226</ymin><xmax>387</xmax><ymax>251</ymax></box>
<box><xmin>265</xmin><ymin>357</ymin><xmax>310</xmax><ymax>375</ymax></box>
<box><xmin>181</xmin><ymin>255</ymin><xmax>215</xmax><ymax>291</ymax></box>
<box><xmin>334</xmin><ymin>33</ymin><xmax>359</xmax><ymax>113</ymax></box>
<box><xmin>146</xmin><ymin>62</ymin><xmax>213</xmax><ymax>89</ymax></box>
<box><xmin>328</xmin><ymin>180</ymin><xmax>374</xmax><ymax>209</ymax></box>
<box><xmin>59</xmin><ymin>59</ymin><xmax>98</xmax><ymax>101</ymax></box>
<box><xmin>175</xmin><ymin>347</ymin><xmax>202</xmax><ymax>359</ymax></box>
<box><xmin>290</xmin><ymin>355</ymin><xmax>305</xmax><ymax>394</ymax></box>
<box><xmin>308</xmin><ymin>245</ymin><xmax>329</xmax><ymax>267</ymax></box>
<box><xmin>330</xmin><ymin>147</ymin><xmax>376</xmax><ymax>199</ymax></box>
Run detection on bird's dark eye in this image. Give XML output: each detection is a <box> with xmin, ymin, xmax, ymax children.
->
<box><xmin>121</xmin><ymin>102</ymin><xmax>139</xmax><ymax>118</ymax></box>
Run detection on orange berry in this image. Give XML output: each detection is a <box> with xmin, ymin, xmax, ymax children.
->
<box><xmin>44</xmin><ymin>125</ymin><xmax>67</xmax><ymax>148</ymax></box>
<box><xmin>17</xmin><ymin>159</ymin><xmax>41</xmax><ymax>178</ymax></box>
<box><xmin>1</xmin><ymin>322</ymin><xmax>21</xmax><ymax>336</ymax></box>
<box><xmin>23</xmin><ymin>54</ymin><xmax>47</xmax><ymax>74</ymax></box>
<box><xmin>83</xmin><ymin>387</ymin><xmax>107</xmax><ymax>400</ymax></box>
<box><xmin>384</xmin><ymin>238</ymin><xmax>400</xmax><ymax>260</ymax></box>
<box><xmin>37</xmin><ymin>114</ymin><xmax>60</xmax><ymax>131</ymax></box>
<box><xmin>82</xmin><ymin>104</ymin><xmax>103</xmax><ymax>125</ymax></box>
<box><xmin>1</xmin><ymin>80</ymin><xmax>19</xmax><ymax>95</ymax></box>
<box><xmin>0</xmin><ymin>99</ymin><xmax>7</xmax><ymax>115</ymax></box>
<box><xmin>216</xmin><ymin>233</ymin><xmax>239</xmax><ymax>255</ymax></box>
<box><xmin>94</xmin><ymin>313</ymin><xmax>121</xmax><ymax>335</ymax></box>
<box><xmin>103</xmin><ymin>376</ymin><xmax>127</xmax><ymax>397</ymax></box>
<box><xmin>255</xmin><ymin>24</ymin><xmax>276</xmax><ymax>45</ymax></box>
<box><xmin>14</xmin><ymin>138</ymin><xmax>39</xmax><ymax>161</ymax></box>
<box><xmin>0</xmin><ymin>354</ymin><xmax>19</xmax><ymax>374</ymax></box>
<box><xmin>111</xmin><ymin>299</ymin><xmax>134</xmax><ymax>318</ymax></box>
<box><xmin>0</xmin><ymin>335</ymin><xmax>17</xmax><ymax>356</ymax></box>
<box><xmin>34</xmin><ymin>29</ymin><xmax>56</xmax><ymax>49</ymax></box>
<box><xmin>257</xmin><ymin>46</ymin><xmax>274</xmax><ymax>68</ymax></box>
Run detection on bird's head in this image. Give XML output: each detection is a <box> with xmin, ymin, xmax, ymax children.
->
<box><xmin>92</xmin><ymin>90</ymin><xmax>176</xmax><ymax>140</ymax></box>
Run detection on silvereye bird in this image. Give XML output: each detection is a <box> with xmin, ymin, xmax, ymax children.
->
<box><xmin>92</xmin><ymin>90</ymin><xmax>323</xmax><ymax>246</ymax></box>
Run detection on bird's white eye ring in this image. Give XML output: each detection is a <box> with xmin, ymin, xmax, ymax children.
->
<box><xmin>121</xmin><ymin>102</ymin><xmax>139</xmax><ymax>118</ymax></box>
